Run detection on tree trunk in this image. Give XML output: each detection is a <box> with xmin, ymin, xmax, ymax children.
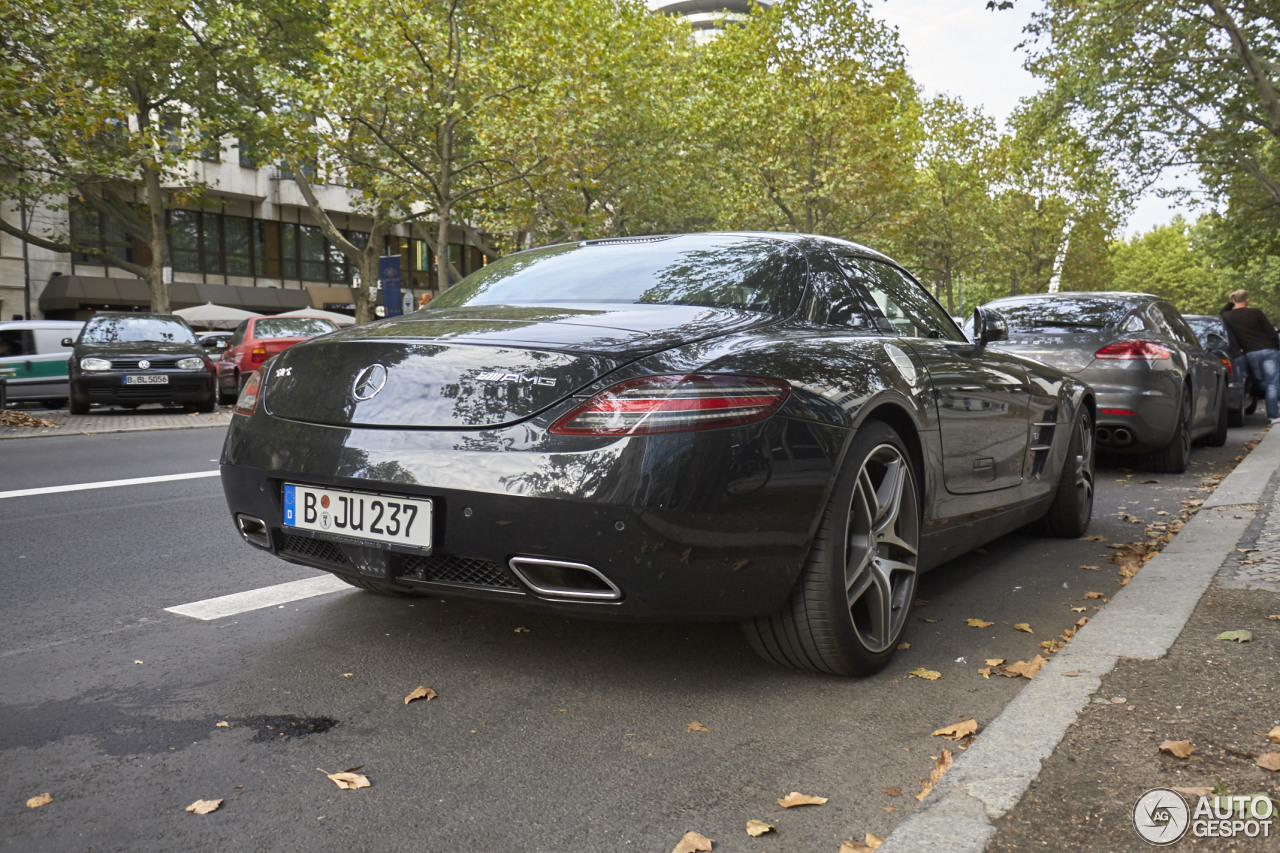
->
<box><xmin>141</xmin><ymin>154</ymin><xmax>172</xmax><ymax>313</ymax></box>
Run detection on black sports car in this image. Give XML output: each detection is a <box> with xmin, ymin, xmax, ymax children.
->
<box><xmin>220</xmin><ymin>233</ymin><xmax>1095</xmax><ymax>676</ymax></box>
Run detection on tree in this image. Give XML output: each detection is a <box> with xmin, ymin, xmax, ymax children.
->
<box><xmin>1108</xmin><ymin>217</ymin><xmax>1225</xmax><ymax>313</ymax></box>
<box><xmin>1015</xmin><ymin>1</ymin><xmax>1280</xmax><ymax>220</ymax></box>
<box><xmin>696</xmin><ymin>0</ymin><xmax>920</xmax><ymax>242</ymax></box>
<box><xmin>0</xmin><ymin>0</ymin><xmax>316</xmax><ymax>311</ymax></box>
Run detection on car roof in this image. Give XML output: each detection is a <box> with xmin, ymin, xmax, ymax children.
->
<box><xmin>510</xmin><ymin>231</ymin><xmax>900</xmax><ymax>267</ymax></box>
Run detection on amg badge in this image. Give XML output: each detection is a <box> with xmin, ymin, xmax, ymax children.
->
<box><xmin>475</xmin><ymin>371</ymin><xmax>556</xmax><ymax>387</ymax></box>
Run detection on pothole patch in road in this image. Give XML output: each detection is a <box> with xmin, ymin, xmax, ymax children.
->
<box><xmin>236</xmin><ymin>715</ymin><xmax>339</xmax><ymax>742</ymax></box>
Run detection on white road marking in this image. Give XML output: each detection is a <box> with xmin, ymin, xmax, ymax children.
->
<box><xmin>0</xmin><ymin>470</ymin><xmax>221</xmax><ymax>500</ymax></box>
<box><xmin>165</xmin><ymin>575</ymin><xmax>352</xmax><ymax>621</ymax></box>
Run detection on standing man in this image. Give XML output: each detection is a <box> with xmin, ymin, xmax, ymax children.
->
<box><xmin>1221</xmin><ymin>289</ymin><xmax>1280</xmax><ymax>425</ymax></box>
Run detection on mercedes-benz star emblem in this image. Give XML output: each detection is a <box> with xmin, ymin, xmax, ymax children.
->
<box><xmin>138</xmin><ymin>359</ymin><xmax>150</xmax><ymax>370</ymax></box>
<box><xmin>352</xmin><ymin>364</ymin><xmax>388</xmax><ymax>401</ymax></box>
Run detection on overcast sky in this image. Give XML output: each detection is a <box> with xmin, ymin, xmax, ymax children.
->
<box><xmin>872</xmin><ymin>0</ymin><xmax>1194</xmax><ymax>235</ymax></box>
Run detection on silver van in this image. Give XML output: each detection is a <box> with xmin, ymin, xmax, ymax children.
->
<box><xmin>0</xmin><ymin>319</ymin><xmax>85</xmax><ymax>408</ymax></box>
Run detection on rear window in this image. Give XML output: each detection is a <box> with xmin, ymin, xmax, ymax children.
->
<box><xmin>253</xmin><ymin>318</ymin><xmax>338</xmax><ymax>340</ymax></box>
<box><xmin>991</xmin><ymin>297</ymin><xmax>1132</xmax><ymax>332</ymax></box>
<box><xmin>80</xmin><ymin>316</ymin><xmax>196</xmax><ymax>344</ymax></box>
<box><xmin>428</xmin><ymin>235</ymin><xmax>807</xmax><ymax>316</ymax></box>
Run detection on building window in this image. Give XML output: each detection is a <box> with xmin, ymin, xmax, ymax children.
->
<box><xmin>298</xmin><ymin>224</ymin><xmax>327</xmax><ymax>281</ymax></box>
<box><xmin>225</xmin><ymin>215</ymin><xmax>252</xmax><ymax>275</ymax></box>
<box><xmin>71</xmin><ymin>200</ymin><xmax>133</xmax><ymax>265</ymax></box>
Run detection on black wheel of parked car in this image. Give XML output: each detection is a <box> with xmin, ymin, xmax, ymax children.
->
<box><xmin>1034</xmin><ymin>407</ymin><xmax>1095</xmax><ymax>538</ymax></box>
<box><xmin>743</xmin><ymin>420</ymin><xmax>920</xmax><ymax>676</ymax></box>
<box><xmin>1205</xmin><ymin>384</ymin><xmax>1229</xmax><ymax>447</ymax></box>
<box><xmin>68</xmin><ymin>394</ymin><xmax>89</xmax><ymax>415</ymax></box>
<box><xmin>335</xmin><ymin>574</ymin><xmax>413</xmax><ymax>596</ymax></box>
<box><xmin>1228</xmin><ymin>391</ymin><xmax>1247</xmax><ymax>428</ymax></box>
<box><xmin>1146</xmin><ymin>386</ymin><xmax>1192</xmax><ymax>474</ymax></box>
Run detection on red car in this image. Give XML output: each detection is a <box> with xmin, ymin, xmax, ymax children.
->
<box><xmin>217</xmin><ymin>316</ymin><xmax>340</xmax><ymax>404</ymax></box>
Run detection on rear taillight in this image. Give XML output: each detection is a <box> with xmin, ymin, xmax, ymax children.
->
<box><xmin>1095</xmin><ymin>340</ymin><xmax>1171</xmax><ymax>360</ymax></box>
<box><xmin>549</xmin><ymin>374</ymin><xmax>790</xmax><ymax>436</ymax></box>
<box><xmin>249</xmin><ymin>346</ymin><xmax>269</xmax><ymax>366</ymax></box>
<box><xmin>233</xmin><ymin>367</ymin><xmax>265</xmax><ymax>416</ymax></box>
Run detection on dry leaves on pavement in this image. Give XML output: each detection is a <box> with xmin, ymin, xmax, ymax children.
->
<box><xmin>687</xmin><ymin>721</ymin><xmax>709</xmax><ymax>733</ymax></box>
<box><xmin>999</xmin><ymin>656</ymin><xmax>1048</xmax><ymax>679</ymax></box>
<box><xmin>671</xmin><ymin>830</ymin><xmax>713</xmax><ymax>853</ymax></box>
<box><xmin>184</xmin><ymin>799</ymin><xmax>222</xmax><ymax>815</ymax></box>
<box><xmin>965</xmin><ymin>618</ymin><xmax>993</xmax><ymax>628</ymax></box>
<box><xmin>1158</xmin><ymin>740</ymin><xmax>1196</xmax><ymax>759</ymax></box>
<box><xmin>915</xmin><ymin>749</ymin><xmax>953</xmax><ymax>801</ymax></box>
<box><xmin>777</xmin><ymin>791</ymin><xmax>828</xmax><ymax>808</ymax></box>
<box><xmin>931</xmin><ymin>718</ymin><xmax>978</xmax><ymax>740</ymax></box>
<box><xmin>319</xmin><ymin>766</ymin><xmax>371</xmax><ymax>790</ymax></box>
<box><xmin>404</xmin><ymin>686</ymin><xmax>437</xmax><ymax>705</ymax></box>
<box><xmin>840</xmin><ymin>833</ymin><xmax>884</xmax><ymax>851</ymax></box>
<box><xmin>1216</xmin><ymin>630</ymin><xmax>1253</xmax><ymax>643</ymax></box>
<box><xmin>907</xmin><ymin>668</ymin><xmax>941</xmax><ymax>680</ymax></box>
<box><xmin>1268</xmin><ymin>727</ymin><xmax>1280</xmax><ymax>744</ymax></box>
<box><xmin>1257</xmin><ymin>753</ymin><xmax>1280</xmax><ymax>772</ymax></box>
<box><xmin>745</xmin><ymin>820</ymin><xmax>774</xmax><ymax>837</ymax></box>
<box><xmin>882</xmin><ymin>786</ymin><xmax>902</xmax><ymax>797</ymax></box>
<box><xmin>25</xmin><ymin>793</ymin><xmax>52</xmax><ymax>809</ymax></box>
<box><xmin>1013</xmin><ymin>623</ymin><xmax>1033</xmax><ymax>633</ymax></box>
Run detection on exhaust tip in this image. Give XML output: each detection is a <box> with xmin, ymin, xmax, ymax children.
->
<box><xmin>1112</xmin><ymin>427</ymin><xmax>1133</xmax><ymax>446</ymax></box>
<box><xmin>508</xmin><ymin>557</ymin><xmax>622</xmax><ymax>601</ymax></box>
<box><xmin>236</xmin><ymin>514</ymin><xmax>271</xmax><ymax>550</ymax></box>
<box><xmin>1096</xmin><ymin>427</ymin><xmax>1112</xmax><ymax>444</ymax></box>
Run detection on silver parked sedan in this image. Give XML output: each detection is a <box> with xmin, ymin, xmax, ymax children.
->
<box><xmin>968</xmin><ymin>293</ymin><xmax>1227</xmax><ymax>473</ymax></box>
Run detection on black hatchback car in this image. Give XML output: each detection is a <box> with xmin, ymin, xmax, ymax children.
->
<box><xmin>67</xmin><ymin>313</ymin><xmax>217</xmax><ymax>414</ymax></box>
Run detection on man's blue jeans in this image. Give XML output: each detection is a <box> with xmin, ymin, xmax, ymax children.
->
<box><xmin>1245</xmin><ymin>348</ymin><xmax>1280</xmax><ymax>420</ymax></box>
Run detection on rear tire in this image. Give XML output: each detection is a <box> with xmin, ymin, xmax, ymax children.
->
<box><xmin>194</xmin><ymin>391</ymin><xmax>216</xmax><ymax>414</ymax></box>
<box><xmin>1033</xmin><ymin>407</ymin><xmax>1095</xmax><ymax>537</ymax></box>
<box><xmin>1205</xmin><ymin>386</ymin><xmax>1228</xmax><ymax>447</ymax></box>
<box><xmin>742</xmin><ymin>421</ymin><xmax>920</xmax><ymax>676</ymax></box>
<box><xmin>1145</xmin><ymin>386</ymin><xmax>1191</xmax><ymax>474</ymax></box>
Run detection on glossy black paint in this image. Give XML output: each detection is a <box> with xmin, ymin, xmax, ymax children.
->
<box><xmin>221</xmin><ymin>233</ymin><xmax>1092</xmax><ymax>620</ymax></box>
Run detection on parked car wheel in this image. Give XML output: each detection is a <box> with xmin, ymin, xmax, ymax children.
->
<box><xmin>1146</xmin><ymin>386</ymin><xmax>1192</xmax><ymax>473</ymax></box>
<box><xmin>194</xmin><ymin>391</ymin><xmax>216</xmax><ymax>414</ymax></box>
<box><xmin>1205</xmin><ymin>387</ymin><xmax>1229</xmax><ymax>447</ymax></box>
<box><xmin>1034</xmin><ymin>407</ymin><xmax>1095</xmax><ymax>538</ymax></box>
<box><xmin>69</xmin><ymin>393</ymin><xmax>89</xmax><ymax>415</ymax></box>
<box><xmin>743</xmin><ymin>421</ymin><xmax>920</xmax><ymax>676</ymax></box>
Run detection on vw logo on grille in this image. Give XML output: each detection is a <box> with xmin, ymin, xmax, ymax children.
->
<box><xmin>138</xmin><ymin>359</ymin><xmax>150</xmax><ymax>370</ymax></box>
<box><xmin>352</xmin><ymin>364</ymin><xmax>388</xmax><ymax>401</ymax></box>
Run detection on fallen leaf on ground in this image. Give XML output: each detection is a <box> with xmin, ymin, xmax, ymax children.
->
<box><xmin>778</xmin><ymin>791</ymin><xmax>827</xmax><ymax>808</ymax></box>
<box><xmin>978</xmin><ymin>667</ymin><xmax>991</xmax><ymax>678</ymax></box>
<box><xmin>1003</xmin><ymin>656</ymin><xmax>1048</xmax><ymax>679</ymax></box>
<box><xmin>1269</xmin><ymin>615</ymin><xmax>1280</xmax><ymax>621</ymax></box>
<box><xmin>215</xmin><ymin>721</ymin><xmax>229</xmax><ymax>728</ymax></box>
<box><xmin>1268</xmin><ymin>727</ymin><xmax>1280</xmax><ymax>744</ymax></box>
<box><xmin>907</xmin><ymin>668</ymin><xmax>941</xmax><ymax>680</ymax></box>
<box><xmin>882</xmin><ymin>786</ymin><xmax>902</xmax><ymax>797</ymax></box>
<box><xmin>1216</xmin><ymin>630</ymin><xmax>1253</xmax><ymax>643</ymax></box>
<box><xmin>840</xmin><ymin>833</ymin><xmax>884</xmax><ymax>851</ymax></box>
<box><xmin>687</xmin><ymin>720</ymin><xmax>709</xmax><ymax>733</ymax></box>
<box><xmin>1071</xmin><ymin>607</ymin><xmax>1086</xmax><ymax>613</ymax></box>
<box><xmin>985</xmin><ymin>658</ymin><xmax>1005</xmax><ymax>666</ymax></box>
<box><xmin>514</xmin><ymin>626</ymin><xmax>531</xmax><ymax>633</ymax></box>
<box><xmin>1172</xmin><ymin>786</ymin><xmax>1213</xmax><ymax>798</ymax></box>
<box><xmin>1082</xmin><ymin>535</ymin><xmax>1107</xmax><ymax>542</ymax></box>
<box><xmin>965</xmin><ymin>618</ymin><xmax>993</xmax><ymax>628</ymax></box>
<box><xmin>1257</xmin><ymin>753</ymin><xmax>1280</xmax><ymax>772</ymax></box>
<box><xmin>916</xmin><ymin>749</ymin><xmax>953</xmax><ymax>801</ymax></box>
<box><xmin>1083</xmin><ymin>592</ymin><xmax>1104</xmax><ymax>600</ymax></box>
<box><xmin>404</xmin><ymin>686</ymin><xmax>437</xmax><ymax>705</ymax></box>
<box><xmin>913</xmin><ymin>598</ymin><xmax>928</xmax><ymax>606</ymax></box>
<box><xmin>1080</xmin><ymin>565</ymin><xmax>1100</xmax><ymax>571</ymax></box>
<box><xmin>1013</xmin><ymin>623</ymin><xmax>1033</xmax><ymax>633</ymax></box>
<box><xmin>1159</xmin><ymin>741</ymin><xmax>1196</xmax><ymax>759</ymax></box>
<box><xmin>319</xmin><ymin>767</ymin><xmax>371</xmax><ymax>790</ymax></box>
<box><xmin>26</xmin><ymin>793</ymin><xmax>52</xmax><ymax>809</ymax></box>
<box><xmin>671</xmin><ymin>831</ymin><xmax>713</xmax><ymax>853</ymax></box>
<box><xmin>184</xmin><ymin>799</ymin><xmax>222</xmax><ymax>815</ymax></box>
<box><xmin>931</xmin><ymin>718</ymin><xmax>978</xmax><ymax>740</ymax></box>
<box><xmin>897</xmin><ymin>642</ymin><xmax>911</xmax><ymax>650</ymax></box>
<box><xmin>745</xmin><ymin>820</ymin><xmax>774</xmax><ymax>837</ymax></box>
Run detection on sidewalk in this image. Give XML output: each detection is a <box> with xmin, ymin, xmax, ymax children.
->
<box><xmin>883</xmin><ymin>429</ymin><xmax>1280</xmax><ymax>852</ymax></box>
<box><xmin>0</xmin><ymin>404</ymin><xmax>232</xmax><ymax>439</ymax></box>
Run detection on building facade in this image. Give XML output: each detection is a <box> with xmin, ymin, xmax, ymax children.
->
<box><xmin>651</xmin><ymin>0</ymin><xmax>771</xmax><ymax>44</ymax></box>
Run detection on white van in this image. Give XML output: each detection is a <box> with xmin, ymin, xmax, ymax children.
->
<box><xmin>0</xmin><ymin>319</ymin><xmax>85</xmax><ymax>408</ymax></box>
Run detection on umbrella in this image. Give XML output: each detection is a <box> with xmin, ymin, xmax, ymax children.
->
<box><xmin>272</xmin><ymin>307</ymin><xmax>358</xmax><ymax>327</ymax></box>
<box><xmin>174</xmin><ymin>302</ymin><xmax>262</xmax><ymax>330</ymax></box>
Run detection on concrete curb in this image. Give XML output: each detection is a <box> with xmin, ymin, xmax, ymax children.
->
<box><xmin>0</xmin><ymin>409</ymin><xmax>232</xmax><ymax>439</ymax></box>
<box><xmin>878</xmin><ymin>429</ymin><xmax>1280</xmax><ymax>853</ymax></box>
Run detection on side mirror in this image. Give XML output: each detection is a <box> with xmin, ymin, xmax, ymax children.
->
<box><xmin>61</xmin><ymin>338</ymin><xmax>74</xmax><ymax>347</ymax></box>
<box><xmin>1205</xmin><ymin>332</ymin><xmax>1228</xmax><ymax>352</ymax></box>
<box><xmin>971</xmin><ymin>307</ymin><xmax>1008</xmax><ymax>346</ymax></box>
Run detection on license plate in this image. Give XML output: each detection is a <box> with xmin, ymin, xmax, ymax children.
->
<box><xmin>124</xmin><ymin>374</ymin><xmax>168</xmax><ymax>385</ymax></box>
<box><xmin>282</xmin><ymin>483</ymin><xmax>432</xmax><ymax>550</ymax></box>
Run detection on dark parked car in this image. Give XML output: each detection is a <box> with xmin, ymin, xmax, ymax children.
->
<box><xmin>968</xmin><ymin>293</ymin><xmax>1227</xmax><ymax>473</ymax></box>
<box><xmin>1184</xmin><ymin>313</ymin><xmax>1256</xmax><ymax>427</ymax></box>
<box><xmin>67</xmin><ymin>313</ymin><xmax>217</xmax><ymax>414</ymax></box>
<box><xmin>220</xmin><ymin>233</ymin><xmax>1095</xmax><ymax>676</ymax></box>
<box><xmin>216</xmin><ymin>316</ymin><xmax>339</xmax><ymax>404</ymax></box>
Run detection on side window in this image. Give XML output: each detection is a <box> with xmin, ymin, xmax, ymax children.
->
<box><xmin>1121</xmin><ymin>314</ymin><xmax>1145</xmax><ymax>333</ymax></box>
<box><xmin>0</xmin><ymin>329</ymin><xmax>34</xmax><ymax>357</ymax></box>
<box><xmin>832</xmin><ymin>254</ymin><xmax>965</xmax><ymax>342</ymax></box>
<box><xmin>801</xmin><ymin>249</ymin><xmax>878</xmax><ymax>328</ymax></box>
<box><xmin>1157</xmin><ymin>303</ymin><xmax>1199</xmax><ymax>346</ymax></box>
<box><xmin>230</xmin><ymin>321</ymin><xmax>248</xmax><ymax>347</ymax></box>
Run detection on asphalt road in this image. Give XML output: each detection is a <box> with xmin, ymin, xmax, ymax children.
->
<box><xmin>0</xmin><ymin>422</ymin><xmax>1265</xmax><ymax>852</ymax></box>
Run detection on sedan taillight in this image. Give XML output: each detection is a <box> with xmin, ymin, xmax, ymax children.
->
<box><xmin>1095</xmin><ymin>340</ymin><xmax>1172</xmax><ymax>360</ymax></box>
<box><xmin>234</xmin><ymin>367</ymin><xmax>266</xmax><ymax>416</ymax></box>
<box><xmin>550</xmin><ymin>374</ymin><xmax>790</xmax><ymax>436</ymax></box>
<box><xmin>249</xmin><ymin>346</ymin><xmax>269</xmax><ymax>366</ymax></box>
